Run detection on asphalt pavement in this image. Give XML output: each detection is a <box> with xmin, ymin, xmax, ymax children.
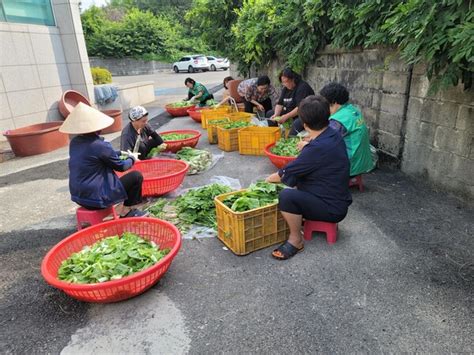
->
<box><xmin>0</xmin><ymin>86</ymin><xmax>473</xmax><ymax>354</ymax></box>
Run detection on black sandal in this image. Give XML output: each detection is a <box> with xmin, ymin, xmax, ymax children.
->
<box><xmin>272</xmin><ymin>241</ymin><xmax>304</xmax><ymax>260</ymax></box>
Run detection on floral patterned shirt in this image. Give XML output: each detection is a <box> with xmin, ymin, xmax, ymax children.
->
<box><xmin>237</xmin><ymin>78</ymin><xmax>277</xmax><ymax>102</ymax></box>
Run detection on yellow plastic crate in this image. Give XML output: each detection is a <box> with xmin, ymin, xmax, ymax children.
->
<box><xmin>207</xmin><ymin>118</ymin><xmax>230</xmax><ymax>144</ymax></box>
<box><xmin>214</xmin><ymin>190</ymin><xmax>289</xmax><ymax>255</ymax></box>
<box><xmin>201</xmin><ymin>107</ymin><xmax>232</xmax><ymax>129</ymax></box>
<box><xmin>217</xmin><ymin>126</ymin><xmax>242</xmax><ymax>152</ymax></box>
<box><xmin>227</xmin><ymin>112</ymin><xmax>255</xmax><ymax>122</ymax></box>
<box><xmin>238</xmin><ymin>126</ymin><xmax>281</xmax><ymax>156</ymax></box>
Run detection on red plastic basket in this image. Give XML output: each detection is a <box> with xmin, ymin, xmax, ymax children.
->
<box><xmin>41</xmin><ymin>217</ymin><xmax>181</xmax><ymax>303</ymax></box>
<box><xmin>186</xmin><ymin>107</ymin><xmax>204</xmax><ymax>123</ymax></box>
<box><xmin>160</xmin><ymin>129</ymin><xmax>202</xmax><ymax>153</ymax></box>
<box><xmin>264</xmin><ymin>142</ymin><xmax>297</xmax><ymax>169</ymax></box>
<box><xmin>165</xmin><ymin>104</ymin><xmax>195</xmax><ymax>117</ymax></box>
<box><xmin>116</xmin><ymin>159</ymin><xmax>189</xmax><ymax>196</ymax></box>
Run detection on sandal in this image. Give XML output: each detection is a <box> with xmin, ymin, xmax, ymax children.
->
<box><xmin>120</xmin><ymin>209</ymin><xmax>149</xmax><ymax>218</ymax></box>
<box><xmin>272</xmin><ymin>241</ymin><xmax>304</xmax><ymax>260</ymax></box>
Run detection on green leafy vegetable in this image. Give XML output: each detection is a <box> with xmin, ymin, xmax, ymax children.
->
<box><xmin>168</xmin><ymin>102</ymin><xmax>193</xmax><ymax>108</ymax></box>
<box><xmin>57</xmin><ymin>232</ymin><xmax>170</xmax><ymax>284</ymax></box>
<box><xmin>176</xmin><ymin>147</ymin><xmax>212</xmax><ymax>175</ymax></box>
<box><xmin>162</xmin><ymin>133</ymin><xmax>194</xmax><ymax>141</ymax></box>
<box><xmin>221</xmin><ymin>121</ymin><xmax>251</xmax><ymax>129</ymax></box>
<box><xmin>271</xmin><ymin>138</ymin><xmax>299</xmax><ymax>157</ymax></box>
<box><xmin>146</xmin><ymin>144</ymin><xmax>167</xmax><ymax>158</ymax></box>
<box><xmin>223</xmin><ymin>181</ymin><xmax>285</xmax><ymax>212</ymax></box>
<box><xmin>273</xmin><ymin>116</ymin><xmax>293</xmax><ymax>130</ymax></box>
<box><xmin>147</xmin><ymin>184</ymin><xmax>232</xmax><ymax>230</ymax></box>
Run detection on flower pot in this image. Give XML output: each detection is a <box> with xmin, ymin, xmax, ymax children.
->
<box><xmin>59</xmin><ymin>90</ymin><xmax>91</xmax><ymax>119</ymax></box>
<box><xmin>3</xmin><ymin>121</ymin><xmax>69</xmax><ymax>157</ymax></box>
<box><xmin>100</xmin><ymin>109</ymin><xmax>123</xmax><ymax>134</ymax></box>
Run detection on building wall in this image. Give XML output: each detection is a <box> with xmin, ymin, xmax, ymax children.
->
<box><xmin>233</xmin><ymin>47</ymin><xmax>474</xmax><ymax>199</ymax></box>
<box><xmin>0</xmin><ymin>0</ymin><xmax>93</xmax><ymax>140</ymax></box>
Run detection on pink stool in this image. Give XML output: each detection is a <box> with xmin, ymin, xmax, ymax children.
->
<box><xmin>76</xmin><ymin>206</ymin><xmax>118</xmax><ymax>230</ymax></box>
<box><xmin>303</xmin><ymin>220</ymin><xmax>338</xmax><ymax>244</ymax></box>
<box><xmin>349</xmin><ymin>175</ymin><xmax>364</xmax><ymax>192</ymax></box>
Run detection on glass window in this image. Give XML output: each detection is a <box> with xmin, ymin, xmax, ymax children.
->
<box><xmin>0</xmin><ymin>0</ymin><xmax>55</xmax><ymax>26</ymax></box>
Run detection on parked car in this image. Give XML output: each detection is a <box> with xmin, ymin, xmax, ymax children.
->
<box><xmin>173</xmin><ymin>55</ymin><xmax>209</xmax><ymax>73</ymax></box>
<box><xmin>206</xmin><ymin>56</ymin><xmax>230</xmax><ymax>71</ymax></box>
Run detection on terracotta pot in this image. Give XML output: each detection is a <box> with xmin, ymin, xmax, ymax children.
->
<box><xmin>59</xmin><ymin>90</ymin><xmax>91</xmax><ymax>118</ymax></box>
<box><xmin>3</xmin><ymin>121</ymin><xmax>69</xmax><ymax>157</ymax></box>
<box><xmin>100</xmin><ymin>110</ymin><xmax>123</xmax><ymax>134</ymax></box>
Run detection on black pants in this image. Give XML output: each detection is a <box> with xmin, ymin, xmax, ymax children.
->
<box><xmin>278</xmin><ymin>188</ymin><xmax>347</xmax><ymax>223</ymax></box>
<box><xmin>80</xmin><ymin>171</ymin><xmax>143</xmax><ymax>210</ymax></box>
<box><xmin>265</xmin><ymin>109</ymin><xmax>279</xmax><ymax>127</ymax></box>
<box><xmin>243</xmin><ymin>97</ymin><xmax>272</xmax><ymax>116</ymax></box>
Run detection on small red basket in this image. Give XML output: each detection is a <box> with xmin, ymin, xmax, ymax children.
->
<box><xmin>264</xmin><ymin>142</ymin><xmax>297</xmax><ymax>169</ymax></box>
<box><xmin>160</xmin><ymin>129</ymin><xmax>202</xmax><ymax>153</ymax></box>
<box><xmin>116</xmin><ymin>159</ymin><xmax>189</xmax><ymax>196</ymax></box>
<box><xmin>165</xmin><ymin>104</ymin><xmax>195</xmax><ymax>117</ymax></box>
<box><xmin>187</xmin><ymin>107</ymin><xmax>204</xmax><ymax>123</ymax></box>
<box><xmin>41</xmin><ymin>217</ymin><xmax>181</xmax><ymax>303</ymax></box>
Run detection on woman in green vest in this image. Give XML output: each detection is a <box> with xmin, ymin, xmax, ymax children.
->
<box><xmin>184</xmin><ymin>78</ymin><xmax>213</xmax><ymax>107</ymax></box>
<box><xmin>321</xmin><ymin>82</ymin><xmax>375</xmax><ymax>176</ymax></box>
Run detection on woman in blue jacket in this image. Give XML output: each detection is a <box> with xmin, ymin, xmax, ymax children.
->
<box><xmin>266</xmin><ymin>95</ymin><xmax>352</xmax><ymax>260</ymax></box>
<box><xmin>60</xmin><ymin>103</ymin><xmax>147</xmax><ymax>218</ymax></box>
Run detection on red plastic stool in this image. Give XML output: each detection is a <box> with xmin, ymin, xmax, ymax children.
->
<box><xmin>303</xmin><ymin>220</ymin><xmax>338</xmax><ymax>244</ymax></box>
<box><xmin>349</xmin><ymin>175</ymin><xmax>364</xmax><ymax>192</ymax></box>
<box><xmin>76</xmin><ymin>206</ymin><xmax>118</xmax><ymax>230</ymax></box>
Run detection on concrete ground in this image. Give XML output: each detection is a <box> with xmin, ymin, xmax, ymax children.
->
<box><xmin>0</xmin><ymin>85</ymin><xmax>473</xmax><ymax>354</ymax></box>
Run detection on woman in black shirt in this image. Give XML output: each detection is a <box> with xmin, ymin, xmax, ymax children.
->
<box><xmin>266</xmin><ymin>95</ymin><xmax>352</xmax><ymax>260</ymax></box>
<box><xmin>267</xmin><ymin>68</ymin><xmax>314</xmax><ymax>134</ymax></box>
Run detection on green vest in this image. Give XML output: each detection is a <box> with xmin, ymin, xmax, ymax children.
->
<box><xmin>331</xmin><ymin>104</ymin><xmax>375</xmax><ymax>176</ymax></box>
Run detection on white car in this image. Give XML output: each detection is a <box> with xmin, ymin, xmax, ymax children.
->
<box><xmin>173</xmin><ymin>55</ymin><xmax>209</xmax><ymax>73</ymax></box>
<box><xmin>206</xmin><ymin>56</ymin><xmax>230</xmax><ymax>71</ymax></box>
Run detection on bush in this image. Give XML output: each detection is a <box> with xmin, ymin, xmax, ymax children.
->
<box><xmin>91</xmin><ymin>67</ymin><xmax>112</xmax><ymax>85</ymax></box>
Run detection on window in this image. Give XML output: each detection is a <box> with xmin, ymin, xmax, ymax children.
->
<box><xmin>0</xmin><ymin>0</ymin><xmax>55</xmax><ymax>26</ymax></box>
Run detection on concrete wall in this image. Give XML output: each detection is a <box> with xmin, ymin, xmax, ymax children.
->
<box><xmin>90</xmin><ymin>57</ymin><xmax>171</xmax><ymax>76</ymax></box>
<box><xmin>233</xmin><ymin>47</ymin><xmax>474</xmax><ymax>199</ymax></box>
<box><xmin>0</xmin><ymin>0</ymin><xmax>94</xmax><ymax>140</ymax></box>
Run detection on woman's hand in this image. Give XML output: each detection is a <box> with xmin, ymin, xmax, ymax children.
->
<box><xmin>256</xmin><ymin>103</ymin><xmax>264</xmax><ymax>112</ymax></box>
<box><xmin>265</xmin><ymin>172</ymin><xmax>281</xmax><ymax>183</ymax></box>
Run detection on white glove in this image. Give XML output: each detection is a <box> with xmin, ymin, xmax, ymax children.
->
<box><xmin>121</xmin><ymin>150</ymin><xmax>140</xmax><ymax>162</ymax></box>
<box><xmin>189</xmin><ymin>96</ymin><xmax>197</xmax><ymax>103</ymax></box>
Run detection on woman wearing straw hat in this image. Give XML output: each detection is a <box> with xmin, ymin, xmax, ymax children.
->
<box><xmin>60</xmin><ymin>102</ymin><xmax>148</xmax><ymax>218</ymax></box>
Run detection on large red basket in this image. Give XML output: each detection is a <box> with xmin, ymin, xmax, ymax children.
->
<box><xmin>160</xmin><ymin>129</ymin><xmax>202</xmax><ymax>153</ymax></box>
<box><xmin>165</xmin><ymin>104</ymin><xmax>195</xmax><ymax>117</ymax></box>
<box><xmin>117</xmin><ymin>159</ymin><xmax>189</xmax><ymax>196</ymax></box>
<box><xmin>187</xmin><ymin>106</ymin><xmax>203</xmax><ymax>123</ymax></box>
<box><xmin>264</xmin><ymin>142</ymin><xmax>297</xmax><ymax>169</ymax></box>
<box><xmin>41</xmin><ymin>217</ymin><xmax>181</xmax><ymax>303</ymax></box>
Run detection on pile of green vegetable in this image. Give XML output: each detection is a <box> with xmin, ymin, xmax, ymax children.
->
<box><xmin>176</xmin><ymin>147</ymin><xmax>212</xmax><ymax>175</ymax></box>
<box><xmin>271</xmin><ymin>138</ymin><xmax>299</xmax><ymax>157</ymax></box>
<box><xmin>223</xmin><ymin>181</ymin><xmax>285</xmax><ymax>212</ymax></box>
<box><xmin>208</xmin><ymin>118</ymin><xmax>230</xmax><ymax>126</ymax></box>
<box><xmin>147</xmin><ymin>183</ymin><xmax>232</xmax><ymax>229</ymax></box>
<box><xmin>168</xmin><ymin>102</ymin><xmax>193</xmax><ymax>108</ymax></box>
<box><xmin>273</xmin><ymin>116</ymin><xmax>293</xmax><ymax>130</ymax></box>
<box><xmin>162</xmin><ymin>133</ymin><xmax>194</xmax><ymax>141</ymax></box>
<box><xmin>57</xmin><ymin>232</ymin><xmax>170</xmax><ymax>284</ymax></box>
<box><xmin>146</xmin><ymin>144</ymin><xmax>167</xmax><ymax>158</ymax></box>
<box><xmin>221</xmin><ymin>121</ymin><xmax>251</xmax><ymax>130</ymax></box>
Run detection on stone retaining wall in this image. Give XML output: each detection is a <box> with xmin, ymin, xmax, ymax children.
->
<box><xmin>232</xmin><ymin>47</ymin><xmax>474</xmax><ymax>199</ymax></box>
<box><xmin>89</xmin><ymin>57</ymin><xmax>171</xmax><ymax>76</ymax></box>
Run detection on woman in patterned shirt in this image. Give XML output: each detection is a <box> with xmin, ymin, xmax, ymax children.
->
<box><xmin>237</xmin><ymin>75</ymin><xmax>276</xmax><ymax>115</ymax></box>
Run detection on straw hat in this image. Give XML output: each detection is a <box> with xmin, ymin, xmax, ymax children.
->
<box><xmin>59</xmin><ymin>102</ymin><xmax>114</xmax><ymax>134</ymax></box>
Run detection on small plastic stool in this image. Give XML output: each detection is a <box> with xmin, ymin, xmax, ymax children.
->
<box><xmin>76</xmin><ymin>206</ymin><xmax>118</xmax><ymax>230</ymax></box>
<box><xmin>303</xmin><ymin>220</ymin><xmax>338</xmax><ymax>244</ymax></box>
<box><xmin>349</xmin><ymin>175</ymin><xmax>364</xmax><ymax>192</ymax></box>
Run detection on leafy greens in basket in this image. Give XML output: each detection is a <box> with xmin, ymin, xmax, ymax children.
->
<box><xmin>223</xmin><ymin>181</ymin><xmax>285</xmax><ymax>212</ymax></box>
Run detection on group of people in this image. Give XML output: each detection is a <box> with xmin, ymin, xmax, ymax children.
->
<box><xmin>60</xmin><ymin>68</ymin><xmax>375</xmax><ymax>260</ymax></box>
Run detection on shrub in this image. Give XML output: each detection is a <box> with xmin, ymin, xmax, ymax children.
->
<box><xmin>91</xmin><ymin>67</ymin><xmax>112</xmax><ymax>85</ymax></box>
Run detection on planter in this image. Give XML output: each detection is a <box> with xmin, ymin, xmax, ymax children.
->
<box><xmin>59</xmin><ymin>90</ymin><xmax>91</xmax><ymax>118</ymax></box>
<box><xmin>3</xmin><ymin>121</ymin><xmax>69</xmax><ymax>157</ymax></box>
<box><xmin>101</xmin><ymin>109</ymin><xmax>123</xmax><ymax>134</ymax></box>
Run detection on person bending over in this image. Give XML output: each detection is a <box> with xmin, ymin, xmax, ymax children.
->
<box><xmin>237</xmin><ymin>75</ymin><xmax>276</xmax><ymax>115</ymax></box>
<box><xmin>185</xmin><ymin>78</ymin><xmax>213</xmax><ymax>107</ymax></box>
<box><xmin>121</xmin><ymin>106</ymin><xmax>166</xmax><ymax>160</ymax></box>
